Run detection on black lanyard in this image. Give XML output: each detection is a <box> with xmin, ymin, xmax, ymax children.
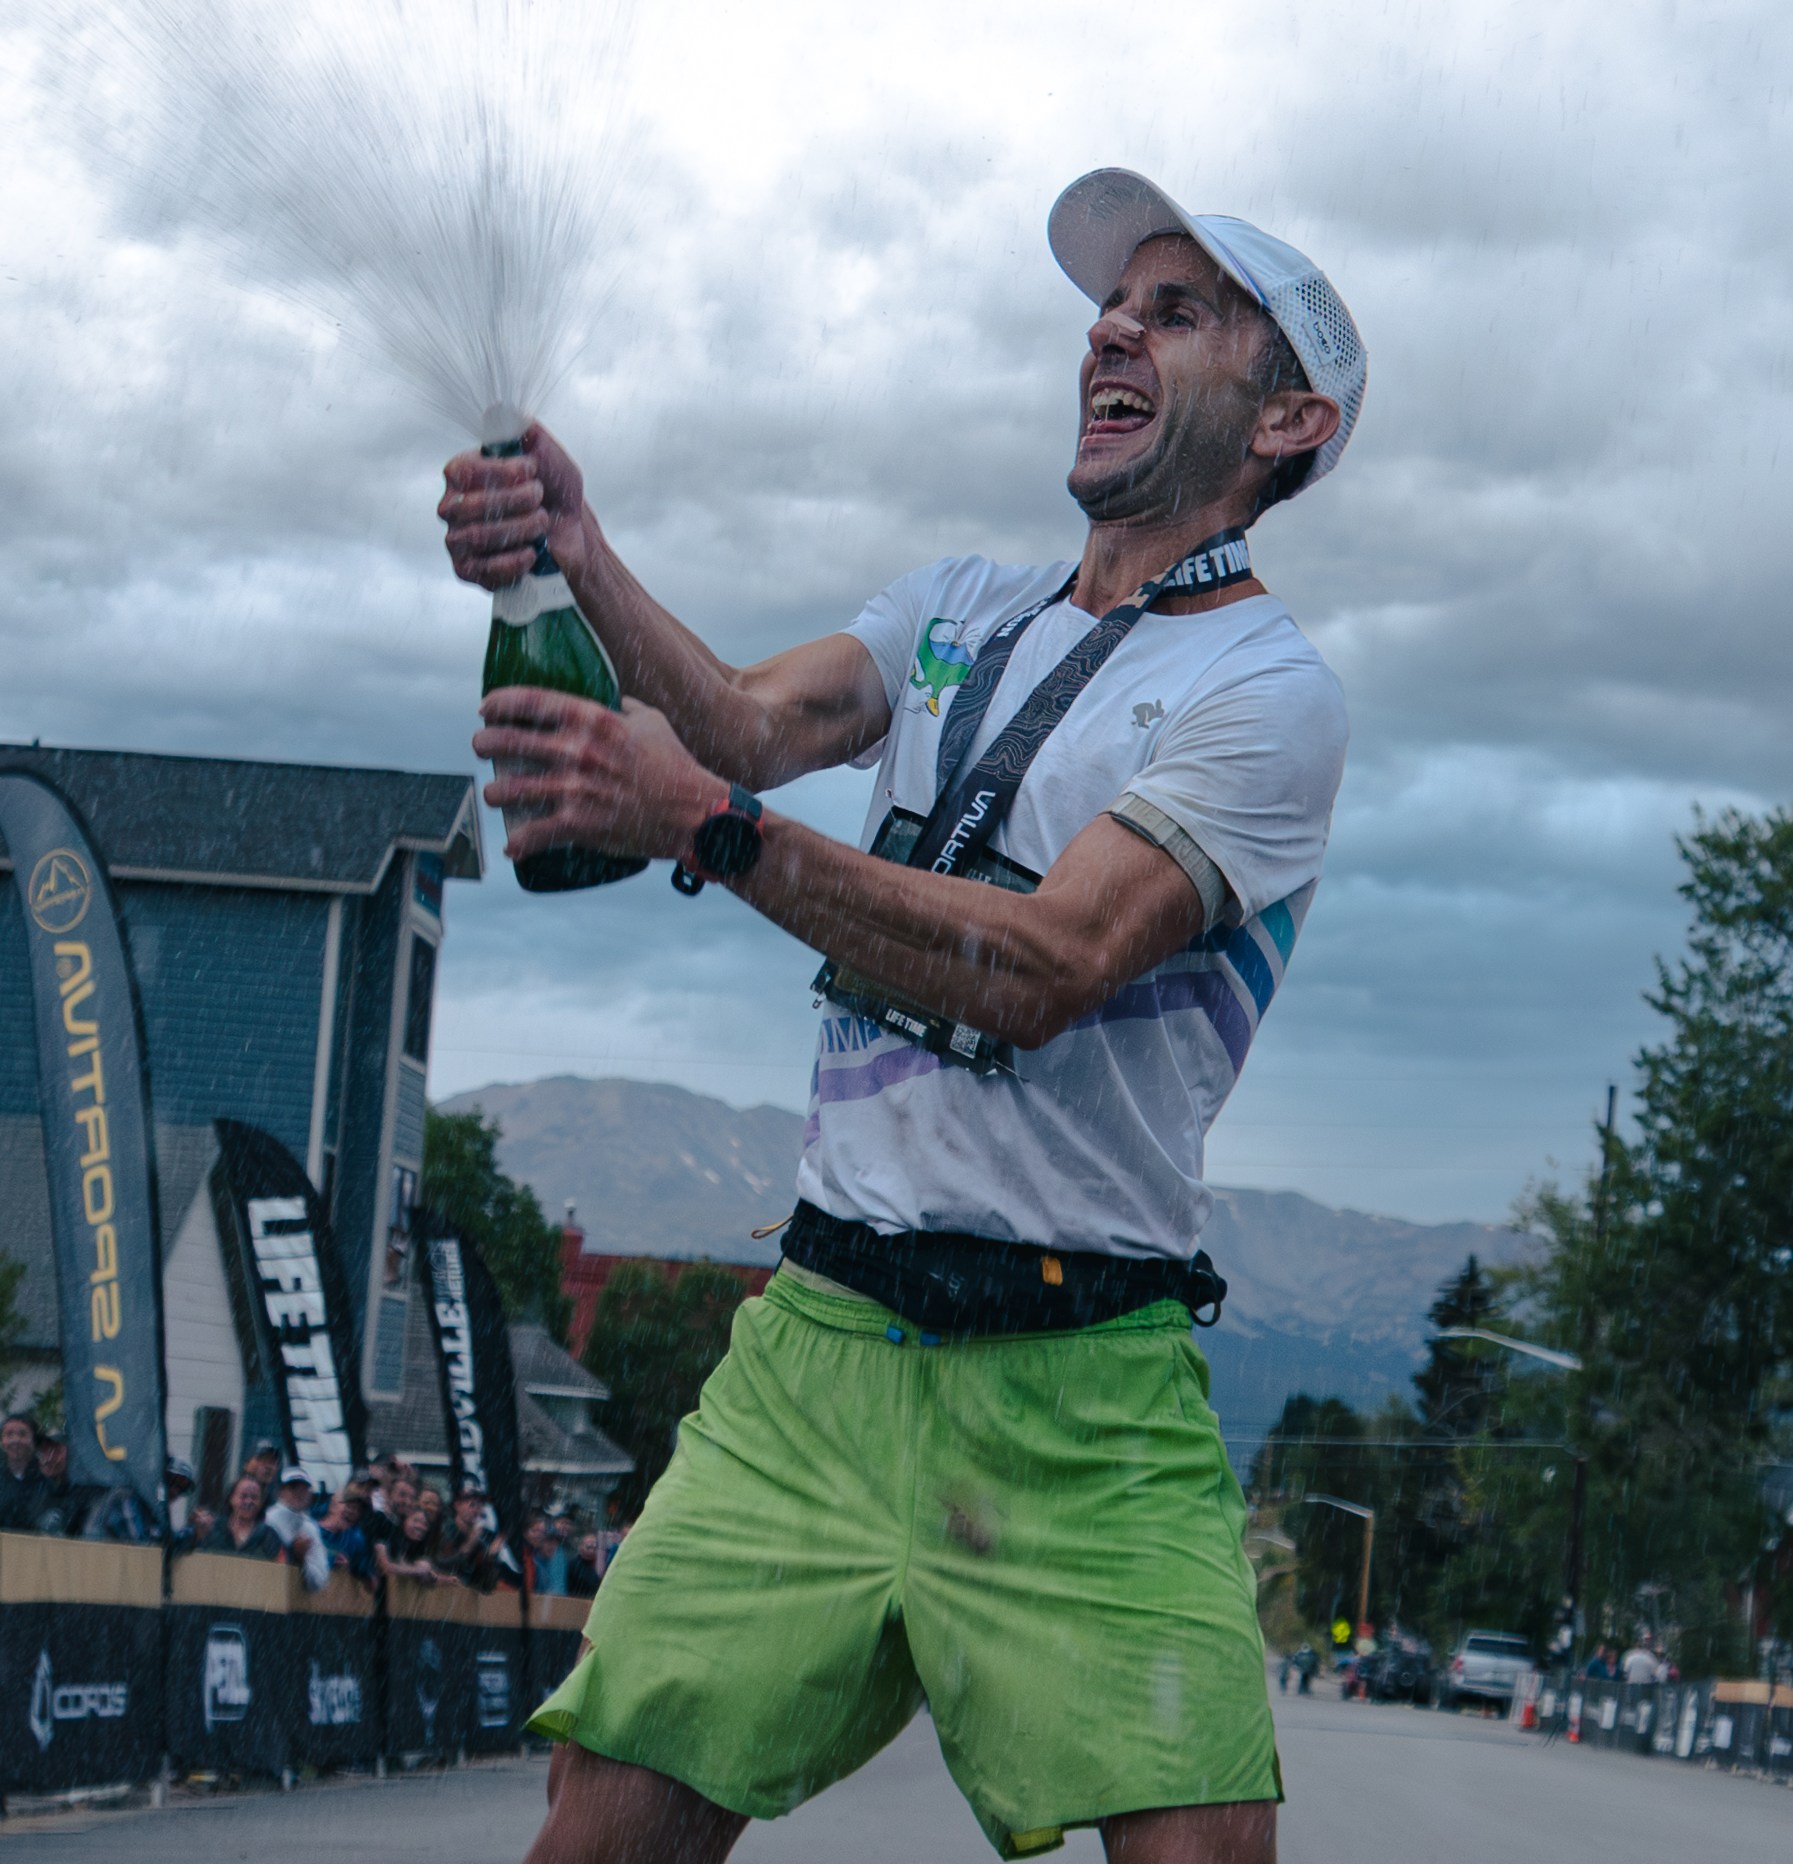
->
<box><xmin>909</xmin><ymin>528</ymin><xmax>1253</xmax><ymax>878</ymax></box>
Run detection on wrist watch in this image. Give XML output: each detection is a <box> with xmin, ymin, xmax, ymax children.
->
<box><xmin>671</xmin><ymin>783</ymin><xmax>764</xmax><ymax>894</ymax></box>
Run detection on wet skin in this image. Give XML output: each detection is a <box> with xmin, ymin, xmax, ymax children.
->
<box><xmin>445</xmin><ymin>233</ymin><xmax>1334</xmax><ymax>1864</ymax></box>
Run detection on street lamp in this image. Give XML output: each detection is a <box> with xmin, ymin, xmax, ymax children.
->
<box><xmin>1302</xmin><ymin>1493</ymin><xmax>1376</xmax><ymax>1638</ymax></box>
<box><xmin>1435</xmin><ymin>1326</ymin><xmax>1586</xmax><ymax>1671</ymax></box>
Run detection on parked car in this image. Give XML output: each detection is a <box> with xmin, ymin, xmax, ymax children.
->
<box><xmin>1442</xmin><ymin>1630</ymin><xmax>1532</xmax><ymax>1708</ymax></box>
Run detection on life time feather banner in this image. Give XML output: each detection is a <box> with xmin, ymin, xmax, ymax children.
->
<box><xmin>211</xmin><ymin>1119</ymin><xmax>367</xmax><ymax>1496</ymax></box>
<box><xmin>0</xmin><ymin>770</ymin><xmax>165</xmax><ymax>1506</ymax></box>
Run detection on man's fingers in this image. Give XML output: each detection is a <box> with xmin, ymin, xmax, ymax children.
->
<box><xmin>445</xmin><ymin>515</ymin><xmax>549</xmax><ymax>554</ymax></box>
<box><xmin>438</xmin><ymin>479</ymin><xmax>544</xmax><ymax>523</ymax></box>
<box><xmin>449</xmin><ymin>548</ymin><xmax>538</xmax><ymax>590</ymax></box>
<box><xmin>479</xmin><ymin>686</ymin><xmax>614</xmax><ymax>731</ymax></box>
<box><xmin>442</xmin><ymin>450</ymin><xmax>535</xmax><ymax>492</ymax></box>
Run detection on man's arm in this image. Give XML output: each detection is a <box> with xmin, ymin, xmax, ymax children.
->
<box><xmin>474</xmin><ymin>691</ymin><xmax>1208</xmax><ymax>1047</ymax></box>
<box><xmin>439</xmin><ymin>425</ymin><xmax>891</xmax><ymax>789</ymax></box>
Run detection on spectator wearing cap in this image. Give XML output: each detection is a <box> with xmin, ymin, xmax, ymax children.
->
<box><xmin>0</xmin><ymin>1414</ymin><xmax>47</xmax><ymax>1532</ymax></box>
<box><xmin>264</xmin><ymin>1467</ymin><xmax>331</xmax><ymax>1590</ymax></box>
<box><xmin>438</xmin><ymin>1479</ymin><xmax>503</xmax><ymax>1590</ymax></box>
<box><xmin>31</xmin><ymin>1428</ymin><xmax>85</xmax><ymax>1535</ymax></box>
<box><xmin>202</xmin><ymin>1476</ymin><xmax>283</xmax><ymax>1559</ymax></box>
<box><xmin>168</xmin><ymin>1457</ymin><xmax>215</xmax><ymax>1552</ymax></box>
<box><xmin>242</xmin><ymin>1439</ymin><xmax>281</xmax><ymax>1508</ymax></box>
<box><xmin>525</xmin><ymin>1512</ymin><xmax>569</xmax><ymax>1595</ymax></box>
<box><xmin>318</xmin><ymin>1484</ymin><xmax>374</xmax><ymax>1582</ymax></box>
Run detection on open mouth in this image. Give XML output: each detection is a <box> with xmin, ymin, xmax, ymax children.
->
<box><xmin>1083</xmin><ymin>385</ymin><xmax>1156</xmax><ymax>443</ymax></box>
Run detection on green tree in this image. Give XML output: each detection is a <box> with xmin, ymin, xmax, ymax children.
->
<box><xmin>1514</xmin><ymin>808</ymin><xmax>1793</xmax><ymax>1671</ymax></box>
<box><xmin>581</xmin><ymin>1260</ymin><xmax>748</xmax><ymax>1514</ymax></box>
<box><xmin>1413</xmin><ymin>1255</ymin><xmax>1508</xmax><ymax>1441</ymax></box>
<box><xmin>421</xmin><ymin>1107</ymin><xmax>571</xmax><ymax>1341</ymax></box>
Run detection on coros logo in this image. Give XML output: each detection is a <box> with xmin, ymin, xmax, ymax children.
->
<box><xmin>203</xmin><ymin>1625</ymin><xmax>251</xmax><ymax>1731</ymax></box>
<box><xmin>29</xmin><ymin>1648</ymin><xmax>128</xmax><ymax>1751</ymax></box>
<box><xmin>27</xmin><ymin>848</ymin><xmax>93</xmax><ymax>934</ymax></box>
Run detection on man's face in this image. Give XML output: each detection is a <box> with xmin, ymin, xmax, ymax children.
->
<box><xmin>455</xmin><ymin>1495</ymin><xmax>481</xmax><ymax>1527</ymax></box>
<box><xmin>247</xmin><ymin>1452</ymin><xmax>277</xmax><ymax>1484</ymax></box>
<box><xmin>280</xmin><ymin>1480</ymin><xmax>312</xmax><ymax>1512</ymax></box>
<box><xmin>526</xmin><ymin>1519</ymin><xmax>548</xmax><ymax>1549</ymax></box>
<box><xmin>2</xmin><ymin>1421</ymin><xmax>34</xmax><ymax>1471</ymax></box>
<box><xmin>39</xmin><ymin>1441</ymin><xmax>67</xmax><ymax>1480</ymax></box>
<box><xmin>390</xmin><ymin>1479</ymin><xmax>417</xmax><ymax>1515</ymax></box>
<box><xmin>1066</xmin><ymin>235</ymin><xmax>1275</xmax><ymax>526</ymax></box>
<box><xmin>578</xmin><ymin>1534</ymin><xmax>599</xmax><ymax>1565</ymax></box>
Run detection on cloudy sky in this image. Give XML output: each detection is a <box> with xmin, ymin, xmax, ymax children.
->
<box><xmin>4</xmin><ymin>0</ymin><xmax>1789</xmax><ymax>1225</ymax></box>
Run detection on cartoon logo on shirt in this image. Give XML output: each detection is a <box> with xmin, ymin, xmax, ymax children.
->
<box><xmin>1132</xmin><ymin>699</ymin><xmax>1165</xmax><ymax>730</ymax></box>
<box><xmin>908</xmin><ymin>619</ymin><xmax>974</xmax><ymax>716</ymax></box>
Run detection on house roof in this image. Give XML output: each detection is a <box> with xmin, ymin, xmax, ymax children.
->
<box><xmin>0</xmin><ymin>743</ymin><xmax>482</xmax><ymax>893</ymax></box>
<box><xmin>364</xmin><ymin>1302</ymin><xmax>632</xmax><ymax>1483</ymax></box>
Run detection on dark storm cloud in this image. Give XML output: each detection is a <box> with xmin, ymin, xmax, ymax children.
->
<box><xmin>3</xmin><ymin>0</ymin><xmax>1789</xmax><ymax>1220</ymax></box>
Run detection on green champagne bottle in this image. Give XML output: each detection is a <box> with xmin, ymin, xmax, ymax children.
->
<box><xmin>479</xmin><ymin>408</ymin><xmax>647</xmax><ymax>891</ymax></box>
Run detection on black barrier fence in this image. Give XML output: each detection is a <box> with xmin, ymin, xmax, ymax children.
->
<box><xmin>0</xmin><ymin>1534</ymin><xmax>163</xmax><ymax>1796</ymax></box>
<box><xmin>0</xmin><ymin>1532</ymin><xmax>588</xmax><ymax>1798</ymax></box>
<box><xmin>1526</xmin><ymin>1670</ymin><xmax>1793</xmax><ymax>1780</ymax></box>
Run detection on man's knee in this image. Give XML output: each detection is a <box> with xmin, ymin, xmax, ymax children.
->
<box><xmin>525</xmin><ymin>1741</ymin><xmax>748</xmax><ymax>1864</ymax></box>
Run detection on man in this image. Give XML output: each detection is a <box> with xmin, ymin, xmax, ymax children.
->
<box><xmin>566</xmin><ymin>1531</ymin><xmax>604</xmax><ymax>1600</ymax></box>
<box><xmin>242</xmin><ymin>1439</ymin><xmax>281</xmax><ymax>1508</ymax></box>
<box><xmin>319</xmin><ymin>1484</ymin><xmax>374</xmax><ymax>1581</ymax></box>
<box><xmin>264</xmin><ymin>1467</ymin><xmax>331</xmax><ymax>1591</ymax></box>
<box><xmin>442</xmin><ymin>168</ymin><xmax>1363</xmax><ymax>1862</ymax></box>
<box><xmin>438</xmin><ymin>1479</ymin><xmax>504</xmax><ymax>1590</ymax></box>
<box><xmin>526</xmin><ymin>1511</ymin><xmax>570</xmax><ymax>1596</ymax></box>
<box><xmin>0</xmin><ymin>1414</ymin><xmax>47</xmax><ymax>1532</ymax></box>
<box><xmin>1620</xmin><ymin>1637</ymin><xmax>1664</xmax><ymax>1687</ymax></box>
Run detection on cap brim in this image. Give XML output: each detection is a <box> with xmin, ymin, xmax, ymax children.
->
<box><xmin>1048</xmin><ymin>168</ymin><xmax>1264</xmax><ymax>310</ymax></box>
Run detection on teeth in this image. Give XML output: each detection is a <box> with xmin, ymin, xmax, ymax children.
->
<box><xmin>1092</xmin><ymin>388</ymin><xmax>1154</xmax><ymax>419</ymax></box>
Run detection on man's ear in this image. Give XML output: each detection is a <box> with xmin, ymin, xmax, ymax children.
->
<box><xmin>1252</xmin><ymin>390</ymin><xmax>1341</xmax><ymax>467</ymax></box>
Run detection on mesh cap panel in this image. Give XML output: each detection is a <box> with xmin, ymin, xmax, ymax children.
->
<box><xmin>1049</xmin><ymin>171</ymin><xmax>1367</xmax><ymax>492</ymax></box>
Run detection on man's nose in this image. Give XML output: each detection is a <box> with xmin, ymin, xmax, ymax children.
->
<box><xmin>1088</xmin><ymin>308</ymin><xmax>1147</xmax><ymax>352</ymax></box>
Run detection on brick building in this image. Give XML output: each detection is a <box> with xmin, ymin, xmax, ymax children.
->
<box><xmin>559</xmin><ymin>1211</ymin><xmax>774</xmax><ymax>1360</ymax></box>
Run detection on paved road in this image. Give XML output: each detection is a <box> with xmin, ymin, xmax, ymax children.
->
<box><xmin>4</xmin><ymin>1675</ymin><xmax>1787</xmax><ymax>1859</ymax></box>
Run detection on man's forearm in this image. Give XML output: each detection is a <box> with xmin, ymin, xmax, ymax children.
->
<box><xmin>560</xmin><ymin>513</ymin><xmax>774</xmax><ymax>784</ymax></box>
<box><xmin>727</xmin><ymin>812</ymin><xmax>1180</xmax><ymax>1049</ymax></box>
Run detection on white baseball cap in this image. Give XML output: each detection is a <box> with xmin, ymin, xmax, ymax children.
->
<box><xmin>1048</xmin><ymin>168</ymin><xmax>1367</xmax><ymax>492</ymax></box>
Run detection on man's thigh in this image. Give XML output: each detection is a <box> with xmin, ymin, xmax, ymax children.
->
<box><xmin>525</xmin><ymin>1742</ymin><xmax>748</xmax><ymax>1864</ymax></box>
<box><xmin>1102</xmin><ymin>1801</ymin><xmax>1277</xmax><ymax>1864</ymax></box>
<box><xmin>904</xmin><ymin>1312</ymin><xmax>1281</xmax><ymax>1856</ymax></box>
<box><xmin>528</xmin><ymin>1284</ymin><xmax>928</xmax><ymax>1819</ymax></box>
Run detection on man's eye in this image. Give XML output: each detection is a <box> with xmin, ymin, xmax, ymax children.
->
<box><xmin>1160</xmin><ymin>306</ymin><xmax>1199</xmax><ymax>328</ymax></box>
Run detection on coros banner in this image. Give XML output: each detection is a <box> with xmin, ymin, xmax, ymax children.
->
<box><xmin>211</xmin><ymin>1119</ymin><xmax>367</xmax><ymax>1496</ymax></box>
<box><xmin>0</xmin><ymin>770</ymin><xmax>165</xmax><ymax>1505</ymax></box>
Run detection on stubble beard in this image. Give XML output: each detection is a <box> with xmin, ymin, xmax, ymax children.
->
<box><xmin>1067</xmin><ymin>390</ymin><xmax>1260</xmax><ymax>527</ymax></box>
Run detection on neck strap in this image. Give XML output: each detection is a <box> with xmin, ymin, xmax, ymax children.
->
<box><xmin>912</xmin><ymin>527</ymin><xmax>1252</xmax><ymax>878</ymax></box>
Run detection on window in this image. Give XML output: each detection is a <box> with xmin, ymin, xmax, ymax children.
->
<box><xmin>384</xmin><ymin>1164</ymin><xmax>418</xmax><ymax>1289</ymax></box>
<box><xmin>403</xmin><ymin>934</ymin><xmax>437</xmax><ymax>1063</ymax></box>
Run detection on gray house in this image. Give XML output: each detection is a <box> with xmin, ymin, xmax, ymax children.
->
<box><xmin>0</xmin><ymin>742</ymin><xmax>480</xmax><ymax>1494</ymax></box>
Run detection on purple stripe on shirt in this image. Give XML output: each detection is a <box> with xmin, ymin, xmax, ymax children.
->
<box><xmin>1077</xmin><ymin>968</ymin><xmax>1253</xmax><ymax>1073</ymax></box>
<box><xmin>814</xmin><ymin>1041</ymin><xmax>944</xmax><ymax>1105</ymax></box>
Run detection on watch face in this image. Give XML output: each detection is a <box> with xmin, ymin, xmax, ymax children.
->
<box><xmin>695</xmin><ymin>808</ymin><xmax>762</xmax><ymax>876</ymax></box>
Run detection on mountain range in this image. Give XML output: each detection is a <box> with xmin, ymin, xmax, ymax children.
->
<box><xmin>441</xmin><ymin>1074</ymin><xmax>1535</xmax><ymax>1452</ymax></box>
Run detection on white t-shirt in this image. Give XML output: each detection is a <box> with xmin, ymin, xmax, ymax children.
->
<box><xmin>793</xmin><ymin>553</ymin><xmax>1349</xmax><ymax>1261</ymax></box>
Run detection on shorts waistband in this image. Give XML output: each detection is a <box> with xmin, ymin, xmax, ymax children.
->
<box><xmin>764</xmin><ymin>1263</ymin><xmax>1194</xmax><ymax>1345</ymax></box>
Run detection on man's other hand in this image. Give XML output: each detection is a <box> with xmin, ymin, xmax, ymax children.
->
<box><xmin>439</xmin><ymin>423</ymin><xmax>590</xmax><ymax>589</ymax></box>
<box><xmin>475</xmin><ymin>689</ymin><xmax>718</xmax><ymax>866</ymax></box>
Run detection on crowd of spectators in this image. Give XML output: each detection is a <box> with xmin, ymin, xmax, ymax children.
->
<box><xmin>1</xmin><ymin>1416</ymin><xmax>631</xmax><ymax>1602</ymax></box>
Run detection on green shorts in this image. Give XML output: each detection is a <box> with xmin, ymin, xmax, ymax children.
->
<box><xmin>530</xmin><ymin>1268</ymin><xmax>1280</xmax><ymax>1857</ymax></box>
